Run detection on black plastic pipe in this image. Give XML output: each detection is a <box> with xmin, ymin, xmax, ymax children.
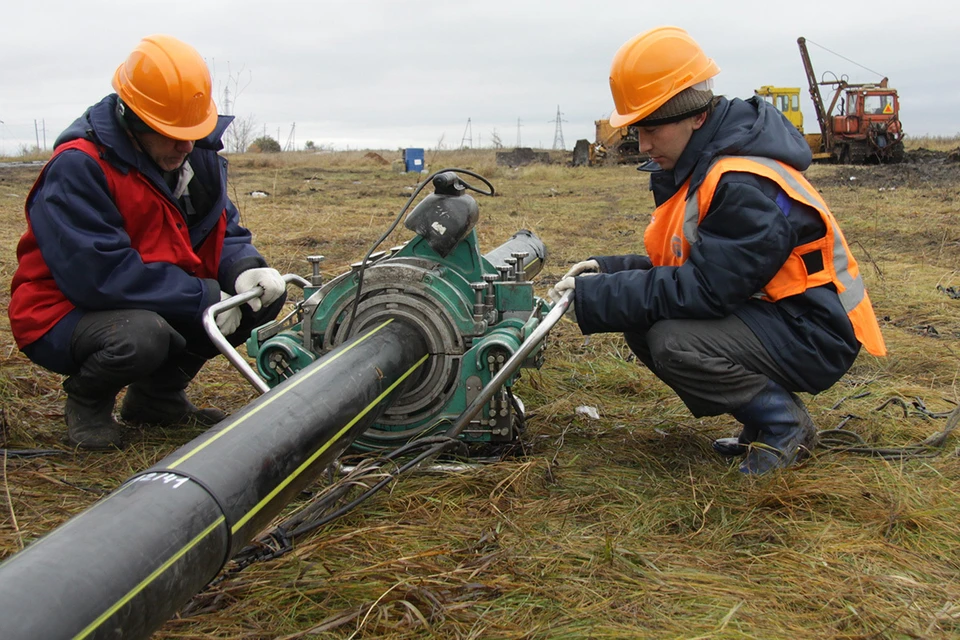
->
<box><xmin>483</xmin><ymin>229</ymin><xmax>548</xmax><ymax>279</ymax></box>
<box><xmin>0</xmin><ymin>318</ymin><xmax>428</xmax><ymax>640</ymax></box>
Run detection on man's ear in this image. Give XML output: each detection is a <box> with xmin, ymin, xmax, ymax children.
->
<box><xmin>691</xmin><ymin>111</ymin><xmax>709</xmax><ymax>130</ymax></box>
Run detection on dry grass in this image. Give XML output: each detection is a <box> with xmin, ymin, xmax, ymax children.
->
<box><xmin>905</xmin><ymin>136</ymin><xmax>960</xmax><ymax>152</ymax></box>
<box><xmin>1</xmin><ymin>147</ymin><xmax>959</xmax><ymax>639</ymax></box>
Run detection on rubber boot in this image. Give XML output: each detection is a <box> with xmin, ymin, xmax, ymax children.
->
<box><xmin>120</xmin><ymin>385</ymin><xmax>225</xmax><ymax>427</ymax></box>
<box><xmin>120</xmin><ymin>350</ymin><xmax>225</xmax><ymax>427</ymax></box>
<box><xmin>731</xmin><ymin>380</ymin><xmax>818</xmax><ymax>475</ymax></box>
<box><xmin>63</xmin><ymin>379</ymin><xmax>126</xmax><ymax>451</ymax></box>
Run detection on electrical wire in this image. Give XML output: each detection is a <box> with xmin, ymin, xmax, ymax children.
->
<box><xmin>0</xmin><ymin>449</ymin><xmax>69</xmax><ymax>459</ymax></box>
<box><xmin>817</xmin><ymin>395</ymin><xmax>960</xmax><ymax>459</ymax></box>
<box><xmin>189</xmin><ymin>435</ymin><xmax>468</xmax><ymax>599</ymax></box>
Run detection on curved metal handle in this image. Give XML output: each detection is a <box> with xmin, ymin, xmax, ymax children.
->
<box><xmin>445</xmin><ymin>289</ymin><xmax>574</xmax><ymax>439</ymax></box>
<box><xmin>202</xmin><ymin>273</ymin><xmax>311</xmax><ymax>395</ymax></box>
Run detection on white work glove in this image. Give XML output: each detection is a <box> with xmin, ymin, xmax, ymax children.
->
<box><xmin>234</xmin><ymin>267</ymin><xmax>285</xmax><ymax>312</ymax></box>
<box><xmin>216</xmin><ymin>291</ymin><xmax>242</xmax><ymax>336</ymax></box>
<box><xmin>547</xmin><ymin>276</ymin><xmax>578</xmax><ymax>323</ymax></box>
<box><xmin>562</xmin><ymin>259</ymin><xmax>600</xmax><ymax>280</ymax></box>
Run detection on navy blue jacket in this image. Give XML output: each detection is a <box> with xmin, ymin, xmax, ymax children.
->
<box><xmin>576</xmin><ymin>97</ymin><xmax>860</xmax><ymax>393</ymax></box>
<box><xmin>21</xmin><ymin>94</ymin><xmax>266</xmax><ymax>370</ymax></box>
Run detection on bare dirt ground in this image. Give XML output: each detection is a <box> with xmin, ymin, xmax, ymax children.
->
<box><xmin>818</xmin><ymin>147</ymin><xmax>960</xmax><ymax>189</ymax></box>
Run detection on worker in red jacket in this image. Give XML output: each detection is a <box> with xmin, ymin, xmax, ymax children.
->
<box><xmin>9</xmin><ymin>35</ymin><xmax>286</xmax><ymax>450</ymax></box>
<box><xmin>551</xmin><ymin>27</ymin><xmax>886</xmax><ymax>474</ymax></box>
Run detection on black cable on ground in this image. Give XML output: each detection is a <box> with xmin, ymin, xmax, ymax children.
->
<box><xmin>0</xmin><ymin>449</ymin><xmax>69</xmax><ymax>459</ymax></box>
<box><xmin>191</xmin><ymin>435</ymin><xmax>468</xmax><ymax>597</ymax></box>
<box><xmin>817</xmin><ymin>395</ymin><xmax>960</xmax><ymax>459</ymax></box>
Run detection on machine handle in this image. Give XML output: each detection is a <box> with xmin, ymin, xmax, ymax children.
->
<box><xmin>201</xmin><ymin>273</ymin><xmax>311</xmax><ymax>395</ymax></box>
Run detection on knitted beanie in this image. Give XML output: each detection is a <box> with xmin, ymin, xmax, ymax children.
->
<box><xmin>637</xmin><ymin>86</ymin><xmax>714</xmax><ymax>126</ymax></box>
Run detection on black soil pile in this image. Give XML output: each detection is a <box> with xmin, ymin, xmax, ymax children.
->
<box><xmin>819</xmin><ymin>147</ymin><xmax>960</xmax><ymax>189</ymax></box>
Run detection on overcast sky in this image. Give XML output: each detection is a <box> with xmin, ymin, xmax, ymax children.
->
<box><xmin>1</xmin><ymin>0</ymin><xmax>957</xmax><ymax>155</ymax></box>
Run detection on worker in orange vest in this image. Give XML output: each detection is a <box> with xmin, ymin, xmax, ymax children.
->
<box><xmin>550</xmin><ymin>26</ymin><xmax>886</xmax><ymax>474</ymax></box>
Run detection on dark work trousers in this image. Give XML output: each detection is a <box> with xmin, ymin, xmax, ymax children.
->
<box><xmin>623</xmin><ymin>315</ymin><xmax>794</xmax><ymax>418</ymax></box>
<box><xmin>63</xmin><ymin>294</ymin><xmax>286</xmax><ymax>401</ymax></box>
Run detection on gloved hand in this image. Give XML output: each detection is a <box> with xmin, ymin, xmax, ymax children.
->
<box><xmin>563</xmin><ymin>259</ymin><xmax>600</xmax><ymax>280</ymax></box>
<box><xmin>547</xmin><ymin>276</ymin><xmax>578</xmax><ymax>323</ymax></box>
<box><xmin>216</xmin><ymin>291</ymin><xmax>242</xmax><ymax>336</ymax></box>
<box><xmin>234</xmin><ymin>267</ymin><xmax>285</xmax><ymax>312</ymax></box>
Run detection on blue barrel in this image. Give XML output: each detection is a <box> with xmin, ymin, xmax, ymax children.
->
<box><xmin>403</xmin><ymin>148</ymin><xmax>425</xmax><ymax>173</ymax></box>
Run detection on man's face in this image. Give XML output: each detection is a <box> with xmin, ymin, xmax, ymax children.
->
<box><xmin>636</xmin><ymin>112</ymin><xmax>707</xmax><ymax>171</ymax></box>
<box><xmin>136</xmin><ymin>131</ymin><xmax>195</xmax><ymax>172</ymax></box>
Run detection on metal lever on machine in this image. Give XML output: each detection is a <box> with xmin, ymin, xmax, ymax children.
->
<box><xmin>201</xmin><ymin>273</ymin><xmax>311</xmax><ymax>395</ymax></box>
<box><xmin>445</xmin><ymin>288</ymin><xmax>574</xmax><ymax>439</ymax></box>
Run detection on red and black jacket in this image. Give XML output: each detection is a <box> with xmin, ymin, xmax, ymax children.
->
<box><xmin>9</xmin><ymin>94</ymin><xmax>266</xmax><ymax>356</ymax></box>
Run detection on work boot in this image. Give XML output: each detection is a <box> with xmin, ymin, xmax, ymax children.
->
<box><xmin>120</xmin><ymin>384</ymin><xmax>226</xmax><ymax>427</ymax></box>
<box><xmin>731</xmin><ymin>380</ymin><xmax>818</xmax><ymax>475</ymax></box>
<box><xmin>64</xmin><ymin>393</ymin><xmax>126</xmax><ymax>451</ymax></box>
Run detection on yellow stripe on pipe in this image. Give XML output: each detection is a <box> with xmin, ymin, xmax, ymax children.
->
<box><xmin>230</xmin><ymin>352</ymin><xmax>429</xmax><ymax>534</ymax></box>
<box><xmin>73</xmin><ymin>516</ymin><xmax>226</xmax><ymax>640</ymax></box>
<box><xmin>167</xmin><ymin>319</ymin><xmax>395</xmax><ymax>470</ymax></box>
<box><xmin>75</xmin><ymin>319</ymin><xmax>425</xmax><ymax>638</ymax></box>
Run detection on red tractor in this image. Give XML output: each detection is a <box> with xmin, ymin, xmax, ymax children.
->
<box><xmin>798</xmin><ymin>37</ymin><xmax>905</xmax><ymax>164</ymax></box>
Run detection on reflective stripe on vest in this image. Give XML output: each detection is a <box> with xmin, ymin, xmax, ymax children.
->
<box><xmin>644</xmin><ymin>155</ymin><xmax>886</xmax><ymax>356</ymax></box>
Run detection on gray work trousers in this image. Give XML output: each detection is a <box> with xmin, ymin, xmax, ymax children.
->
<box><xmin>624</xmin><ymin>315</ymin><xmax>791</xmax><ymax>418</ymax></box>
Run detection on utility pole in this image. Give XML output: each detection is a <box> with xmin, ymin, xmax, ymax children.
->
<box><xmin>549</xmin><ymin>105</ymin><xmax>567</xmax><ymax>150</ymax></box>
<box><xmin>34</xmin><ymin>120</ymin><xmax>40</xmax><ymax>151</ymax></box>
<box><xmin>459</xmin><ymin>117</ymin><xmax>473</xmax><ymax>149</ymax></box>
<box><xmin>516</xmin><ymin>118</ymin><xmax>522</xmax><ymax>148</ymax></box>
<box><xmin>284</xmin><ymin>122</ymin><xmax>296</xmax><ymax>151</ymax></box>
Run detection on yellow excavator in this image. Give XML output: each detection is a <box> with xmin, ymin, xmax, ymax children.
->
<box><xmin>755</xmin><ymin>85</ymin><xmax>805</xmax><ymax>133</ymax></box>
<box><xmin>753</xmin><ymin>85</ymin><xmax>828</xmax><ymax>161</ymax></box>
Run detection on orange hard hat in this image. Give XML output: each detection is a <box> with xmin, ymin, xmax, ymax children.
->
<box><xmin>111</xmin><ymin>35</ymin><xmax>218</xmax><ymax>141</ymax></box>
<box><xmin>608</xmin><ymin>26</ymin><xmax>720</xmax><ymax>128</ymax></box>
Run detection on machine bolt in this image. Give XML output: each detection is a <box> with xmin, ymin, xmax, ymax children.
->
<box><xmin>496</xmin><ymin>264</ymin><xmax>512</xmax><ymax>281</ymax></box>
<box><xmin>482</xmin><ymin>274</ymin><xmax>498</xmax><ymax>314</ymax></box>
<box><xmin>511</xmin><ymin>251</ymin><xmax>530</xmax><ymax>282</ymax></box>
<box><xmin>471</xmin><ymin>282</ymin><xmax>489</xmax><ymax>321</ymax></box>
<box><xmin>306</xmin><ymin>255</ymin><xmax>325</xmax><ymax>286</ymax></box>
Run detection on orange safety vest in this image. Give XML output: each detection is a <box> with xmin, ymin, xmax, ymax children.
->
<box><xmin>644</xmin><ymin>155</ymin><xmax>886</xmax><ymax>356</ymax></box>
